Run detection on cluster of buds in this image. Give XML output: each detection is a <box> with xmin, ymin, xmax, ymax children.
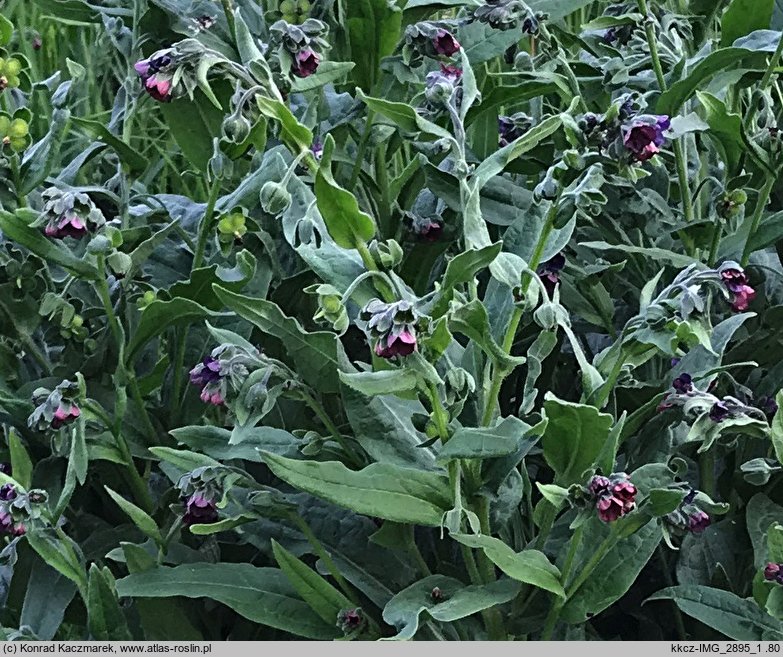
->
<box><xmin>37</xmin><ymin>188</ymin><xmax>106</xmax><ymax>240</ymax></box>
<box><xmin>306</xmin><ymin>284</ymin><xmax>349</xmax><ymax>334</ymax></box>
<box><xmin>177</xmin><ymin>467</ymin><xmax>223</xmax><ymax>527</ymax></box>
<box><xmin>403</xmin><ymin>211</ymin><xmax>443</xmax><ymax>242</ymax></box>
<box><xmin>134</xmin><ymin>39</ymin><xmax>218</xmax><ymax>102</ymax></box>
<box><xmin>498</xmin><ymin>112</ymin><xmax>533</xmax><ymax>147</ymax></box>
<box><xmin>421</xmin><ymin>64</ymin><xmax>463</xmax><ymax>115</ymax></box>
<box><xmin>0</xmin><ymin>486</ymin><xmax>47</xmax><ymax>537</ymax></box>
<box><xmin>279</xmin><ymin>0</ymin><xmax>312</xmax><ymax>25</ymax></box>
<box><xmin>537</xmin><ymin>253</ymin><xmax>565</xmax><ymax>296</ymax></box>
<box><xmin>715</xmin><ymin>189</ymin><xmax>748</xmax><ymax>222</ymax></box>
<box><xmin>402</xmin><ymin>22</ymin><xmax>461</xmax><ymax>67</ymax></box>
<box><xmin>189</xmin><ymin>343</ymin><xmax>264</xmax><ymax>406</ymax></box>
<box><xmin>718</xmin><ymin>262</ymin><xmax>755</xmax><ymax>312</ymax></box>
<box><xmin>586</xmin><ymin>473</ymin><xmax>637</xmax><ymax>523</ymax></box>
<box><xmin>471</xmin><ymin>0</ymin><xmax>544</xmax><ymax>34</ymax></box>
<box><xmin>269</xmin><ymin>19</ymin><xmax>329</xmax><ymax>79</ymax></box>
<box><xmin>336</xmin><ymin>608</ymin><xmax>366</xmax><ymax>637</ymax></box>
<box><xmin>0</xmin><ymin>56</ymin><xmax>23</xmax><ymax>91</ymax></box>
<box><xmin>27</xmin><ymin>380</ymin><xmax>81</xmax><ymax>432</ymax></box>
<box><xmin>765</xmin><ymin>563</ymin><xmax>783</xmax><ymax>585</ymax></box>
<box><xmin>216</xmin><ymin>210</ymin><xmax>248</xmax><ymax>252</ymax></box>
<box><xmin>0</xmin><ymin>113</ymin><xmax>29</xmax><ymax>152</ymax></box>
<box><xmin>361</xmin><ymin>298</ymin><xmax>419</xmax><ymax>359</ymax></box>
<box><xmin>664</xmin><ymin>489</ymin><xmax>711</xmax><ymax>535</ymax></box>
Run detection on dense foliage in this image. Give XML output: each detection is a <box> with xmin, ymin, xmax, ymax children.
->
<box><xmin>1</xmin><ymin>0</ymin><xmax>783</xmax><ymax>642</ymax></box>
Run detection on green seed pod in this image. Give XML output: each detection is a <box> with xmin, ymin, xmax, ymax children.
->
<box><xmin>260</xmin><ymin>181</ymin><xmax>292</xmax><ymax>215</ymax></box>
<box><xmin>3</xmin><ymin>59</ymin><xmax>21</xmax><ymax>76</ymax></box>
<box><xmin>8</xmin><ymin>119</ymin><xmax>28</xmax><ymax>139</ymax></box>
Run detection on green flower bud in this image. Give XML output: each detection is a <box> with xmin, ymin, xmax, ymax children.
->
<box><xmin>107</xmin><ymin>251</ymin><xmax>133</xmax><ymax>276</ymax></box>
<box><xmin>260</xmin><ymin>181</ymin><xmax>292</xmax><ymax>215</ymax></box>
<box><xmin>729</xmin><ymin>189</ymin><xmax>747</xmax><ymax>205</ymax></box>
<box><xmin>8</xmin><ymin>119</ymin><xmax>28</xmax><ymax>139</ymax></box>
<box><xmin>514</xmin><ymin>51</ymin><xmax>534</xmax><ymax>71</ymax></box>
<box><xmin>3</xmin><ymin>59</ymin><xmax>21</xmax><ymax>76</ymax></box>
<box><xmin>86</xmin><ymin>234</ymin><xmax>112</xmax><ymax>255</ymax></box>
<box><xmin>138</xmin><ymin>290</ymin><xmax>157</xmax><ymax>309</ymax></box>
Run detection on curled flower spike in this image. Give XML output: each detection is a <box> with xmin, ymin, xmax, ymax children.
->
<box><xmin>189</xmin><ymin>343</ymin><xmax>264</xmax><ymax>407</ymax></box>
<box><xmin>362</xmin><ymin>299</ymin><xmax>419</xmax><ymax>359</ymax></box>
<box><xmin>622</xmin><ymin>115</ymin><xmax>670</xmax><ymax>162</ymax></box>
<box><xmin>38</xmin><ymin>188</ymin><xmax>106</xmax><ymax>241</ymax></box>
<box><xmin>433</xmin><ymin>30</ymin><xmax>461</xmax><ymax>56</ymax></box>
<box><xmin>587</xmin><ymin>473</ymin><xmax>637</xmax><ymax>523</ymax></box>
<box><xmin>719</xmin><ymin>263</ymin><xmax>756</xmax><ymax>312</ymax></box>
<box><xmin>135</xmin><ymin>50</ymin><xmax>176</xmax><ymax>102</ymax></box>
<box><xmin>27</xmin><ymin>380</ymin><xmax>82</xmax><ymax>433</ymax></box>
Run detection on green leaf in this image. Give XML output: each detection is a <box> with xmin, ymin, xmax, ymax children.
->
<box><xmin>562</xmin><ymin>519</ymin><xmax>661</xmax><ymax>623</ymax></box>
<box><xmin>0</xmin><ymin>15</ymin><xmax>13</xmax><ymax>46</ymax></box>
<box><xmin>21</xmin><ymin>560</ymin><xmax>77</xmax><ymax>640</ymax></box>
<box><xmin>170</xmin><ymin>425</ymin><xmax>300</xmax><ymax>461</ymax></box>
<box><xmin>721</xmin><ymin>0</ymin><xmax>775</xmax><ymax>47</ymax></box>
<box><xmin>271</xmin><ymin>540</ymin><xmax>352</xmax><ymax>626</ymax></box>
<box><xmin>315</xmin><ymin>135</ymin><xmax>377</xmax><ymax>249</ymax></box>
<box><xmin>382</xmin><ymin>575</ymin><xmax>520</xmax><ymax>640</ymax></box>
<box><xmin>8</xmin><ymin>430</ymin><xmax>33</xmax><ymax>489</ymax></box>
<box><xmin>71</xmin><ymin>117</ymin><xmax>148</xmax><ymax>172</ymax></box>
<box><xmin>26</xmin><ymin>530</ymin><xmax>87</xmax><ymax>596</ymax></box>
<box><xmin>647</xmin><ymin>586</ymin><xmax>783</xmax><ymax>640</ymax></box>
<box><xmin>339</xmin><ymin>369</ymin><xmax>419</xmax><ymax>396</ymax></box>
<box><xmin>0</xmin><ymin>210</ymin><xmax>99</xmax><ymax>280</ymax></box>
<box><xmin>432</xmin><ymin>243</ymin><xmax>502</xmax><ymax>318</ymax></box>
<box><xmin>261</xmin><ymin>452</ymin><xmax>452</xmax><ymax>526</ymax></box>
<box><xmin>770</xmin><ymin>391</ymin><xmax>783</xmax><ymax>465</ymax></box>
<box><xmin>159</xmin><ymin>91</ymin><xmax>224</xmax><ymax>172</ymax></box>
<box><xmin>768</xmin><ymin>524</ymin><xmax>783</xmax><ymax>562</ymax></box>
<box><xmin>345</xmin><ymin>0</ymin><xmax>401</xmax><ymax>91</ymax></box>
<box><xmin>149</xmin><ymin>447</ymin><xmax>220</xmax><ymax>473</ymax></box>
<box><xmin>450</xmin><ymin>534</ymin><xmax>565</xmax><ymax>598</ymax></box>
<box><xmin>528</xmin><ymin>0</ymin><xmax>596</xmax><ymax>20</ymax></box>
<box><xmin>291</xmin><ymin>61</ymin><xmax>355</xmax><ymax>93</ymax></box>
<box><xmin>213</xmin><ymin>286</ymin><xmax>340</xmax><ymax>393</ymax></box>
<box><xmin>127</xmin><ymin>297</ymin><xmax>222</xmax><ymax>363</ymax></box>
<box><xmin>87</xmin><ymin>565</ymin><xmax>131</xmax><ymax>640</ymax></box>
<box><xmin>449</xmin><ymin>299</ymin><xmax>525</xmax><ymax>372</ymax></box>
<box><xmin>580</xmin><ymin>241</ymin><xmax>696</xmax><ymax>268</ymax></box>
<box><xmin>256</xmin><ymin>96</ymin><xmax>313</xmax><ymax>154</ymax></box>
<box><xmin>697</xmin><ymin>92</ymin><xmax>746</xmax><ymax>175</ymax></box>
<box><xmin>357</xmin><ymin>90</ymin><xmax>454</xmax><ymax>141</ymax></box>
<box><xmin>105</xmin><ymin>487</ymin><xmax>162</xmax><ymax>545</ymax></box>
<box><xmin>438</xmin><ymin>416</ymin><xmax>535</xmax><ymax>462</ymax></box>
<box><xmin>115</xmin><ymin>564</ymin><xmax>336</xmax><ymax>639</ymax></box>
<box><xmin>541</xmin><ymin>395</ymin><xmax>613</xmax><ymax>485</ymax></box>
<box><xmin>747</xmin><ymin>493</ymin><xmax>783</xmax><ymax>568</ymax></box>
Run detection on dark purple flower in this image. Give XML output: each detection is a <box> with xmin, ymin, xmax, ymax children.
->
<box><xmin>709</xmin><ymin>401</ymin><xmax>730</xmax><ymax>423</ymax></box>
<box><xmin>433</xmin><ymin>30</ymin><xmax>460</xmax><ymax>56</ymax></box>
<box><xmin>538</xmin><ymin>253</ymin><xmax>566</xmax><ymax>295</ymax></box>
<box><xmin>765</xmin><ymin>563</ymin><xmax>781</xmax><ymax>582</ymax></box>
<box><xmin>0</xmin><ymin>463</ymin><xmax>11</xmax><ymax>476</ymax></box>
<box><xmin>405</xmin><ymin>212</ymin><xmax>443</xmax><ymax>241</ymax></box>
<box><xmin>44</xmin><ymin>212</ymin><xmax>88</xmax><ymax>240</ymax></box>
<box><xmin>602</xmin><ymin>28</ymin><xmax>618</xmax><ymax>44</ymax></box>
<box><xmin>311</xmin><ymin>140</ymin><xmax>324</xmax><ymax>161</ymax></box>
<box><xmin>622</xmin><ymin>115</ymin><xmax>670</xmax><ymax>162</ymax></box>
<box><xmin>182</xmin><ymin>493</ymin><xmax>218</xmax><ymax>527</ymax></box>
<box><xmin>0</xmin><ymin>484</ymin><xmax>16</xmax><ymax>502</ymax></box>
<box><xmin>672</xmin><ymin>373</ymin><xmax>693</xmax><ymax>394</ymax></box>
<box><xmin>720</xmin><ymin>266</ymin><xmax>756</xmax><ymax>312</ymax></box>
<box><xmin>374</xmin><ymin>328</ymin><xmax>417</xmax><ymax>359</ymax></box>
<box><xmin>52</xmin><ymin>403</ymin><xmax>81</xmax><ymax>430</ymax></box>
<box><xmin>189</xmin><ymin>356</ymin><xmax>222</xmax><ymax>387</ymax></box>
<box><xmin>758</xmin><ymin>396</ymin><xmax>778</xmax><ymax>420</ymax></box>
<box><xmin>336</xmin><ymin>608</ymin><xmax>365</xmax><ymax>634</ymax></box>
<box><xmin>439</xmin><ymin>63</ymin><xmax>462</xmax><ymax>82</ymax></box>
<box><xmin>135</xmin><ymin>52</ymin><xmax>175</xmax><ymax>102</ymax></box>
<box><xmin>498</xmin><ymin>112</ymin><xmax>533</xmax><ymax>147</ymax></box>
<box><xmin>588</xmin><ymin>473</ymin><xmax>637</xmax><ymax>523</ymax></box>
<box><xmin>292</xmin><ymin>48</ymin><xmax>320</xmax><ymax>78</ymax></box>
<box><xmin>687</xmin><ymin>509</ymin><xmax>710</xmax><ymax>533</ymax></box>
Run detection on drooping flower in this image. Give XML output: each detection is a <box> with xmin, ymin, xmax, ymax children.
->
<box><xmin>687</xmin><ymin>509</ymin><xmax>711</xmax><ymax>533</ymax></box>
<box><xmin>765</xmin><ymin>563</ymin><xmax>783</xmax><ymax>583</ymax></box>
<box><xmin>404</xmin><ymin>212</ymin><xmax>443</xmax><ymax>241</ymax></box>
<box><xmin>709</xmin><ymin>401</ymin><xmax>731</xmax><ymax>423</ymax></box>
<box><xmin>672</xmin><ymin>373</ymin><xmax>694</xmax><ymax>394</ymax></box>
<box><xmin>719</xmin><ymin>263</ymin><xmax>756</xmax><ymax>312</ymax></box>
<box><xmin>362</xmin><ymin>299</ymin><xmax>419</xmax><ymax>360</ymax></box>
<box><xmin>336</xmin><ymin>608</ymin><xmax>365</xmax><ymax>635</ymax></box>
<box><xmin>38</xmin><ymin>188</ymin><xmax>106</xmax><ymax>241</ymax></box>
<box><xmin>27</xmin><ymin>380</ymin><xmax>82</xmax><ymax>433</ymax></box>
<box><xmin>189</xmin><ymin>343</ymin><xmax>263</xmax><ymax>406</ymax></box>
<box><xmin>182</xmin><ymin>492</ymin><xmax>219</xmax><ymax>527</ymax></box>
<box><xmin>622</xmin><ymin>115</ymin><xmax>670</xmax><ymax>162</ymax></box>
<box><xmin>292</xmin><ymin>48</ymin><xmax>320</xmax><ymax>77</ymax></box>
<box><xmin>0</xmin><ymin>463</ymin><xmax>11</xmax><ymax>476</ymax></box>
<box><xmin>134</xmin><ymin>50</ymin><xmax>177</xmax><ymax>102</ymax></box>
<box><xmin>433</xmin><ymin>29</ymin><xmax>460</xmax><ymax>56</ymax></box>
<box><xmin>537</xmin><ymin>253</ymin><xmax>566</xmax><ymax>295</ymax></box>
<box><xmin>498</xmin><ymin>112</ymin><xmax>533</xmax><ymax>147</ymax></box>
<box><xmin>588</xmin><ymin>473</ymin><xmax>637</xmax><ymax>523</ymax></box>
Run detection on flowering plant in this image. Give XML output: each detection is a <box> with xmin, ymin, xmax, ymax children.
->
<box><xmin>0</xmin><ymin>0</ymin><xmax>782</xmax><ymax>642</ymax></box>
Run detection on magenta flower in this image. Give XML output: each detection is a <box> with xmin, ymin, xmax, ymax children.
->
<box><xmin>765</xmin><ymin>563</ymin><xmax>782</xmax><ymax>582</ymax></box>
<box><xmin>622</xmin><ymin>115</ymin><xmax>670</xmax><ymax>162</ymax></box>
<box><xmin>52</xmin><ymin>404</ymin><xmax>81</xmax><ymax>429</ymax></box>
<box><xmin>588</xmin><ymin>473</ymin><xmax>637</xmax><ymax>523</ymax></box>
<box><xmin>720</xmin><ymin>266</ymin><xmax>756</xmax><ymax>312</ymax></box>
<box><xmin>182</xmin><ymin>493</ymin><xmax>218</xmax><ymax>527</ymax></box>
<box><xmin>687</xmin><ymin>509</ymin><xmax>711</xmax><ymax>533</ymax></box>
<box><xmin>433</xmin><ymin>30</ymin><xmax>460</xmax><ymax>56</ymax></box>
<box><xmin>374</xmin><ymin>328</ymin><xmax>417</xmax><ymax>359</ymax></box>
<box><xmin>144</xmin><ymin>74</ymin><xmax>173</xmax><ymax>102</ymax></box>
<box><xmin>134</xmin><ymin>51</ymin><xmax>175</xmax><ymax>102</ymax></box>
<box><xmin>440</xmin><ymin>63</ymin><xmax>462</xmax><ymax>81</ymax></box>
<box><xmin>44</xmin><ymin>212</ymin><xmax>88</xmax><ymax>240</ymax></box>
<box><xmin>292</xmin><ymin>48</ymin><xmax>320</xmax><ymax>78</ymax></box>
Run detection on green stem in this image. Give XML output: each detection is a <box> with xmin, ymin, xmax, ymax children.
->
<box><xmin>128</xmin><ymin>377</ymin><xmax>159</xmax><ymax>446</ymax></box>
<box><xmin>708</xmin><ymin>221</ymin><xmax>723</xmax><ymax>267</ymax></box>
<box><xmin>219</xmin><ymin>0</ymin><xmax>237</xmax><ymax>44</ymax></box>
<box><xmin>744</xmin><ymin>30</ymin><xmax>783</xmax><ymax>131</ymax></box>
<box><xmin>637</xmin><ymin>0</ymin><xmax>694</xmax><ymax>225</ymax></box>
<box><xmin>540</xmin><ymin>524</ymin><xmax>584</xmax><ymax>639</ymax></box>
<box><xmin>699</xmin><ymin>449</ymin><xmax>716</xmax><ymax>499</ymax></box>
<box><xmin>741</xmin><ymin>176</ymin><xmax>775</xmax><ymax>267</ymax></box>
<box><xmin>192</xmin><ymin>177</ymin><xmax>222</xmax><ymax>270</ymax></box>
<box><xmin>405</xmin><ymin>524</ymin><xmax>432</xmax><ymax>577</ymax></box>
<box><xmin>348</xmin><ymin>110</ymin><xmax>375</xmax><ymax>191</ymax></box>
<box><xmin>481</xmin><ymin>199</ymin><xmax>559</xmax><ymax>426</ymax></box>
<box><xmin>301</xmin><ymin>392</ymin><xmax>362</xmax><ymax>466</ymax></box>
<box><xmin>657</xmin><ymin>546</ymin><xmax>687</xmax><ymax>640</ymax></box>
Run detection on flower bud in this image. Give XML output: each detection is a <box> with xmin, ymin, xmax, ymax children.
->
<box><xmin>260</xmin><ymin>181</ymin><xmax>292</xmax><ymax>215</ymax></box>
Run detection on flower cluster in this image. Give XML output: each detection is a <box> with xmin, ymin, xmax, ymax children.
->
<box><xmin>664</xmin><ymin>489</ymin><xmax>711</xmax><ymax>535</ymax></box>
<box><xmin>719</xmin><ymin>262</ymin><xmax>755</xmax><ymax>312</ymax></box>
<box><xmin>270</xmin><ymin>19</ymin><xmax>329</xmax><ymax>79</ymax></box>
<box><xmin>0</xmin><ymin>485</ymin><xmax>25</xmax><ymax>537</ymax></box>
<box><xmin>134</xmin><ymin>48</ymin><xmax>177</xmax><ymax>102</ymax></box>
<box><xmin>765</xmin><ymin>563</ymin><xmax>783</xmax><ymax>584</ymax></box>
<box><xmin>421</xmin><ymin>64</ymin><xmax>463</xmax><ymax>115</ymax></box>
<box><xmin>587</xmin><ymin>473</ymin><xmax>637</xmax><ymax>523</ymax></box>
<box><xmin>38</xmin><ymin>188</ymin><xmax>106</xmax><ymax>240</ymax></box>
<box><xmin>402</xmin><ymin>22</ymin><xmax>461</xmax><ymax>67</ymax></box>
<box><xmin>472</xmin><ymin>0</ymin><xmax>543</xmax><ymax>34</ymax></box>
<box><xmin>622</xmin><ymin>115</ymin><xmax>671</xmax><ymax>162</ymax></box>
<box><xmin>361</xmin><ymin>298</ymin><xmax>419</xmax><ymax>359</ymax></box>
<box><xmin>189</xmin><ymin>343</ymin><xmax>264</xmax><ymax>406</ymax></box>
<box><xmin>177</xmin><ymin>467</ymin><xmax>223</xmax><ymax>527</ymax></box>
<box><xmin>0</xmin><ymin>56</ymin><xmax>23</xmax><ymax>90</ymax></box>
<box><xmin>0</xmin><ymin>113</ymin><xmax>29</xmax><ymax>152</ymax></box>
<box><xmin>27</xmin><ymin>380</ymin><xmax>81</xmax><ymax>432</ymax></box>
<box><xmin>498</xmin><ymin>112</ymin><xmax>533</xmax><ymax>147</ymax></box>
<box><xmin>134</xmin><ymin>39</ymin><xmax>218</xmax><ymax>102</ymax></box>
<box><xmin>0</xmin><ymin>487</ymin><xmax>48</xmax><ymax>537</ymax></box>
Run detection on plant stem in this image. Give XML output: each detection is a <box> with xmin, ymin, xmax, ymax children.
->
<box><xmin>300</xmin><ymin>392</ymin><xmax>362</xmax><ymax>466</ymax></box>
<box><xmin>540</xmin><ymin>524</ymin><xmax>584</xmax><ymax>639</ymax></box>
<box><xmin>699</xmin><ymin>449</ymin><xmax>716</xmax><ymax>498</ymax></box>
<box><xmin>637</xmin><ymin>0</ymin><xmax>695</xmax><ymax>225</ymax></box>
<box><xmin>708</xmin><ymin>221</ymin><xmax>723</xmax><ymax>266</ymax></box>
<box><xmin>744</xmin><ymin>30</ymin><xmax>783</xmax><ymax>131</ymax></box>
<box><xmin>348</xmin><ymin>110</ymin><xmax>375</xmax><ymax>191</ymax></box>
<box><xmin>481</xmin><ymin>199</ymin><xmax>559</xmax><ymax>426</ymax></box>
<box><xmin>741</xmin><ymin>176</ymin><xmax>775</xmax><ymax>267</ymax></box>
<box><xmin>192</xmin><ymin>177</ymin><xmax>222</xmax><ymax>270</ymax></box>
<box><xmin>219</xmin><ymin>0</ymin><xmax>237</xmax><ymax>44</ymax></box>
